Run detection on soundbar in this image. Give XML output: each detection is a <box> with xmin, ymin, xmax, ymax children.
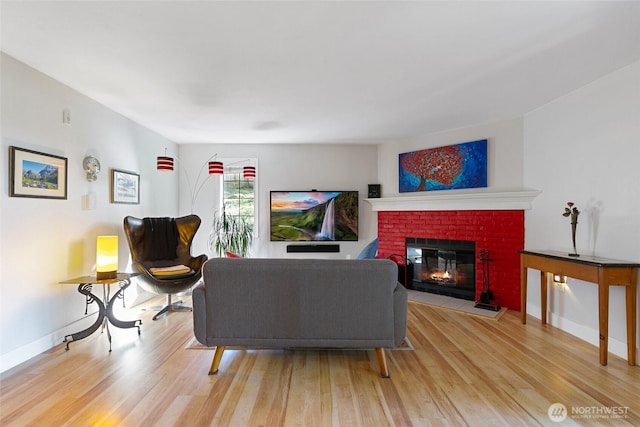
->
<box><xmin>286</xmin><ymin>244</ymin><xmax>340</xmax><ymax>253</ymax></box>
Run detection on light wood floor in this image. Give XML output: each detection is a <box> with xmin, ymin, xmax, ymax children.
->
<box><xmin>1</xmin><ymin>296</ymin><xmax>639</xmax><ymax>426</ymax></box>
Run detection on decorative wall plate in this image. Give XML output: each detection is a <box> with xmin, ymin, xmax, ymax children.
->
<box><xmin>83</xmin><ymin>156</ymin><xmax>101</xmax><ymax>182</ymax></box>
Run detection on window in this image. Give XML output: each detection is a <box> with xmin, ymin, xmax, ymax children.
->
<box><xmin>223</xmin><ymin>166</ymin><xmax>255</xmax><ymax>227</ymax></box>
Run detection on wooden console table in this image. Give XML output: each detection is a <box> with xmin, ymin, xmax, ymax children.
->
<box><xmin>520</xmin><ymin>250</ymin><xmax>638</xmax><ymax>366</ymax></box>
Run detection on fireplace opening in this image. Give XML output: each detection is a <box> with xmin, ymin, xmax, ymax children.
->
<box><xmin>406</xmin><ymin>238</ymin><xmax>476</xmax><ymax>301</ymax></box>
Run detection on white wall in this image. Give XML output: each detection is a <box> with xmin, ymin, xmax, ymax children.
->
<box><xmin>377</xmin><ymin>117</ymin><xmax>524</xmax><ymax>196</ymax></box>
<box><xmin>178</xmin><ymin>143</ymin><xmax>379</xmax><ymax>259</ymax></box>
<box><xmin>523</xmin><ymin>60</ymin><xmax>640</xmax><ymax>362</ymax></box>
<box><xmin>0</xmin><ymin>54</ymin><xmax>178</xmax><ymax>372</ymax></box>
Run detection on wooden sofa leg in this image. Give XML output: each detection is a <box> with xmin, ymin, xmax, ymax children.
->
<box><xmin>376</xmin><ymin>348</ymin><xmax>390</xmax><ymax>378</ymax></box>
<box><xmin>209</xmin><ymin>346</ymin><xmax>225</xmax><ymax>375</ymax></box>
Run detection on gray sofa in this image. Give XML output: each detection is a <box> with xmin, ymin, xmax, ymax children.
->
<box><xmin>192</xmin><ymin>257</ymin><xmax>408</xmax><ymax>377</ymax></box>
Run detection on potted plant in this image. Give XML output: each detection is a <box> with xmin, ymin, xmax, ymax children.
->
<box><xmin>208</xmin><ymin>210</ymin><xmax>254</xmax><ymax>257</ymax></box>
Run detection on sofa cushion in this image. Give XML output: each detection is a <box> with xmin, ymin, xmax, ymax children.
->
<box><xmin>356</xmin><ymin>238</ymin><xmax>378</xmax><ymax>259</ymax></box>
<box><xmin>225</xmin><ymin>251</ymin><xmax>242</xmax><ymax>258</ymax></box>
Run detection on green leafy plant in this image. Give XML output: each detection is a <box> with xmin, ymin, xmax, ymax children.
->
<box><xmin>208</xmin><ymin>211</ymin><xmax>254</xmax><ymax>257</ymax></box>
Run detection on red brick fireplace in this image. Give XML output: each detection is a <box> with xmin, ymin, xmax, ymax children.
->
<box><xmin>365</xmin><ymin>186</ymin><xmax>543</xmax><ymax>310</ymax></box>
<box><xmin>377</xmin><ymin>210</ymin><xmax>524</xmax><ymax>309</ymax></box>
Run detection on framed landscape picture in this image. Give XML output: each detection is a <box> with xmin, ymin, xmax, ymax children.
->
<box><xmin>110</xmin><ymin>169</ymin><xmax>140</xmax><ymax>204</ymax></box>
<box><xmin>9</xmin><ymin>146</ymin><xmax>68</xmax><ymax>199</ymax></box>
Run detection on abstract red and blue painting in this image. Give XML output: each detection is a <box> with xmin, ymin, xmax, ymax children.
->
<box><xmin>399</xmin><ymin>139</ymin><xmax>487</xmax><ymax>193</ymax></box>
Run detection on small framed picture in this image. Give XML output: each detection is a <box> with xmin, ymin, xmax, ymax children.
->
<box><xmin>110</xmin><ymin>169</ymin><xmax>140</xmax><ymax>204</ymax></box>
<box><xmin>9</xmin><ymin>146</ymin><xmax>68</xmax><ymax>199</ymax></box>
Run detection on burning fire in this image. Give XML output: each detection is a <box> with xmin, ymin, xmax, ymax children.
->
<box><xmin>430</xmin><ymin>270</ymin><xmax>451</xmax><ymax>281</ymax></box>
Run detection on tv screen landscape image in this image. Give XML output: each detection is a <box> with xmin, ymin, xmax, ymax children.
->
<box><xmin>270</xmin><ymin>191</ymin><xmax>358</xmax><ymax>241</ymax></box>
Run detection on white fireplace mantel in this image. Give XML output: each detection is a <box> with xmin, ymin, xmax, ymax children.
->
<box><xmin>365</xmin><ymin>188</ymin><xmax>541</xmax><ymax>211</ymax></box>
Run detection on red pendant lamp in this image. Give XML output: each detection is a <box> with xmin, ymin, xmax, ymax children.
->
<box><xmin>208</xmin><ymin>161</ymin><xmax>224</xmax><ymax>175</ymax></box>
<box><xmin>243</xmin><ymin>166</ymin><xmax>256</xmax><ymax>180</ymax></box>
<box><xmin>156</xmin><ymin>156</ymin><xmax>174</xmax><ymax>171</ymax></box>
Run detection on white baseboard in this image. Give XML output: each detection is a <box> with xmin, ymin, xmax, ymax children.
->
<box><xmin>526</xmin><ymin>303</ymin><xmax>636</xmax><ymax>364</ymax></box>
<box><xmin>0</xmin><ymin>291</ymin><xmax>156</xmax><ymax>374</ymax></box>
<box><xmin>0</xmin><ymin>314</ymin><xmax>97</xmax><ymax>374</ymax></box>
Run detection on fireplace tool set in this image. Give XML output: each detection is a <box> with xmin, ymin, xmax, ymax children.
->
<box><xmin>474</xmin><ymin>249</ymin><xmax>501</xmax><ymax>311</ymax></box>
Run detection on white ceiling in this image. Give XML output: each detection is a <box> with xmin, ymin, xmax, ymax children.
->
<box><xmin>2</xmin><ymin>1</ymin><xmax>639</xmax><ymax>144</ymax></box>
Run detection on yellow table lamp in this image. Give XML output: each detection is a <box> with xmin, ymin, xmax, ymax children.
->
<box><xmin>96</xmin><ymin>235</ymin><xmax>118</xmax><ymax>280</ymax></box>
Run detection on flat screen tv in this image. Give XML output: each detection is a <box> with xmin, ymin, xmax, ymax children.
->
<box><xmin>270</xmin><ymin>191</ymin><xmax>358</xmax><ymax>241</ymax></box>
